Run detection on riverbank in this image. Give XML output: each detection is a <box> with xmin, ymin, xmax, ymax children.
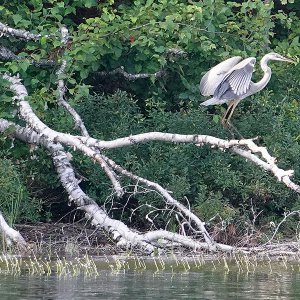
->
<box><xmin>12</xmin><ymin>222</ymin><xmax>117</xmax><ymax>257</ymax></box>
<box><xmin>0</xmin><ymin>222</ymin><xmax>295</xmax><ymax>262</ymax></box>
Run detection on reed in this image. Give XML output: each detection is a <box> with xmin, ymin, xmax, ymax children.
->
<box><xmin>0</xmin><ymin>253</ymin><xmax>298</xmax><ymax>276</ymax></box>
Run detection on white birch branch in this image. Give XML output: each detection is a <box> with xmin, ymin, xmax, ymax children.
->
<box><xmin>79</xmin><ymin>132</ymin><xmax>300</xmax><ymax>193</ymax></box>
<box><xmin>0</xmin><ymin>119</ymin><xmax>153</xmax><ymax>253</ymax></box>
<box><xmin>0</xmin><ymin>211</ymin><xmax>27</xmax><ymax>249</ymax></box>
<box><xmin>0</xmin><ymin>21</ymin><xmax>42</xmax><ymax>41</ymax></box>
<box><xmin>78</xmin><ymin>132</ymin><xmax>250</xmax><ymax>149</ymax></box>
<box><xmin>0</xmin><ymin>46</ymin><xmax>55</xmax><ymax>66</ymax></box>
<box><xmin>143</xmin><ymin>229</ymin><xmax>233</xmax><ymax>251</ymax></box>
<box><xmin>0</xmin><ymin>119</ymin><xmax>219</xmax><ymax>251</ymax></box>
<box><xmin>232</xmin><ymin>147</ymin><xmax>300</xmax><ymax>192</ymax></box>
<box><xmin>102</xmin><ymin>156</ymin><xmax>215</xmax><ymax>246</ymax></box>
<box><xmin>55</xmin><ymin>27</ymin><xmax>122</xmax><ymax>196</ymax></box>
<box><xmin>3</xmin><ymin>74</ymin><xmax>124</xmax><ymax>197</ymax></box>
<box><xmin>95</xmin><ymin>67</ymin><xmax>166</xmax><ymax>81</ymax></box>
<box><xmin>56</xmin><ymin>27</ymin><xmax>89</xmax><ymax>137</ymax></box>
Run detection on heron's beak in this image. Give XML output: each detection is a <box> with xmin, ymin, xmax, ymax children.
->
<box><xmin>281</xmin><ymin>56</ymin><xmax>296</xmax><ymax>63</ymax></box>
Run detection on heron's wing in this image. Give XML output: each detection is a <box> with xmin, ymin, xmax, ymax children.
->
<box><xmin>219</xmin><ymin>57</ymin><xmax>256</xmax><ymax>97</ymax></box>
<box><xmin>199</xmin><ymin>56</ymin><xmax>243</xmax><ymax>96</ymax></box>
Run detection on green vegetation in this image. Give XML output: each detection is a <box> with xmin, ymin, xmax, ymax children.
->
<box><xmin>0</xmin><ymin>159</ymin><xmax>41</xmax><ymax>224</ymax></box>
<box><xmin>0</xmin><ymin>0</ymin><xmax>299</xmax><ymax>241</ymax></box>
<box><xmin>0</xmin><ymin>253</ymin><xmax>294</xmax><ymax>275</ymax></box>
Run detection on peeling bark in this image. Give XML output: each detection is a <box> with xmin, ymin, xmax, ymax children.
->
<box><xmin>95</xmin><ymin>67</ymin><xmax>166</xmax><ymax>81</ymax></box>
<box><xmin>0</xmin><ymin>21</ymin><xmax>42</xmax><ymax>40</ymax></box>
<box><xmin>0</xmin><ymin>211</ymin><xmax>27</xmax><ymax>249</ymax></box>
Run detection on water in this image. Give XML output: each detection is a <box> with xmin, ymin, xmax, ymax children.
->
<box><xmin>1</xmin><ymin>257</ymin><xmax>300</xmax><ymax>299</ymax></box>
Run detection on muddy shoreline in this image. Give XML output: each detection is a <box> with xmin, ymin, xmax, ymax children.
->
<box><xmin>0</xmin><ymin>222</ymin><xmax>298</xmax><ymax>262</ymax></box>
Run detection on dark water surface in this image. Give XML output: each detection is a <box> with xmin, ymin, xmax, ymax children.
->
<box><xmin>1</xmin><ymin>258</ymin><xmax>300</xmax><ymax>299</ymax></box>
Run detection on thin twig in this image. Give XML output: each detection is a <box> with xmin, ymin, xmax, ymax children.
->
<box><xmin>263</xmin><ymin>210</ymin><xmax>300</xmax><ymax>245</ymax></box>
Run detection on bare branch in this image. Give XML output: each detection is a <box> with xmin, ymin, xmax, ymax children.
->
<box><xmin>143</xmin><ymin>229</ymin><xmax>233</xmax><ymax>251</ymax></box>
<box><xmin>0</xmin><ymin>21</ymin><xmax>42</xmax><ymax>41</ymax></box>
<box><xmin>2</xmin><ymin>74</ymin><xmax>124</xmax><ymax>197</ymax></box>
<box><xmin>0</xmin><ymin>211</ymin><xmax>27</xmax><ymax>249</ymax></box>
<box><xmin>94</xmin><ymin>48</ymin><xmax>186</xmax><ymax>81</ymax></box>
<box><xmin>0</xmin><ymin>119</ymin><xmax>152</xmax><ymax>253</ymax></box>
<box><xmin>95</xmin><ymin>66</ymin><xmax>166</xmax><ymax>81</ymax></box>
<box><xmin>55</xmin><ymin>27</ymin><xmax>122</xmax><ymax>196</ymax></box>
<box><xmin>232</xmin><ymin>147</ymin><xmax>300</xmax><ymax>192</ymax></box>
<box><xmin>79</xmin><ymin>132</ymin><xmax>249</xmax><ymax>149</ymax></box>
<box><xmin>0</xmin><ymin>46</ymin><xmax>19</xmax><ymax>60</ymax></box>
<box><xmin>79</xmin><ymin>132</ymin><xmax>300</xmax><ymax>193</ymax></box>
<box><xmin>55</xmin><ymin>27</ymin><xmax>90</xmax><ymax>137</ymax></box>
<box><xmin>263</xmin><ymin>210</ymin><xmax>300</xmax><ymax>245</ymax></box>
<box><xmin>0</xmin><ymin>46</ymin><xmax>55</xmax><ymax>66</ymax></box>
<box><xmin>102</xmin><ymin>155</ymin><xmax>215</xmax><ymax>246</ymax></box>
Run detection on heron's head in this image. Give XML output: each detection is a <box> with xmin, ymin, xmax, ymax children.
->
<box><xmin>267</xmin><ymin>52</ymin><xmax>295</xmax><ymax>63</ymax></box>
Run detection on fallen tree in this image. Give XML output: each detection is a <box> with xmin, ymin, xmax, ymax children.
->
<box><xmin>0</xmin><ymin>20</ymin><xmax>299</xmax><ymax>256</ymax></box>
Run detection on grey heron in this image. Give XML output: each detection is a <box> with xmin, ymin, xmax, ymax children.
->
<box><xmin>199</xmin><ymin>52</ymin><xmax>295</xmax><ymax>125</ymax></box>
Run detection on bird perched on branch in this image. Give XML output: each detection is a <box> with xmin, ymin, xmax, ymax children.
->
<box><xmin>199</xmin><ymin>52</ymin><xmax>295</xmax><ymax>125</ymax></box>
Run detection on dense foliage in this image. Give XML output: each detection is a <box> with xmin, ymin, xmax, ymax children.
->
<box><xmin>0</xmin><ymin>0</ymin><xmax>299</xmax><ymax>240</ymax></box>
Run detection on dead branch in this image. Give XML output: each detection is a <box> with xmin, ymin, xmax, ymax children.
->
<box><xmin>55</xmin><ymin>27</ymin><xmax>89</xmax><ymax>137</ymax></box>
<box><xmin>102</xmin><ymin>155</ymin><xmax>215</xmax><ymax>246</ymax></box>
<box><xmin>95</xmin><ymin>66</ymin><xmax>166</xmax><ymax>81</ymax></box>
<box><xmin>0</xmin><ymin>118</ymin><xmax>234</xmax><ymax>253</ymax></box>
<box><xmin>0</xmin><ymin>46</ymin><xmax>55</xmax><ymax>66</ymax></box>
<box><xmin>3</xmin><ymin>74</ymin><xmax>124</xmax><ymax>197</ymax></box>
<box><xmin>0</xmin><ymin>21</ymin><xmax>42</xmax><ymax>41</ymax></box>
<box><xmin>94</xmin><ymin>48</ymin><xmax>185</xmax><ymax>81</ymax></box>
<box><xmin>0</xmin><ymin>211</ymin><xmax>27</xmax><ymax>249</ymax></box>
<box><xmin>79</xmin><ymin>132</ymin><xmax>300</xmax><ymax>192</ymax></box>
<box><xmin>263</xmin><ymin>210</ymin><xmax>300</xmax><ymax>246</ymax></box>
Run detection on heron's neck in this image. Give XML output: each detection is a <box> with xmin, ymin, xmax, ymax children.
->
<box><xmin>252</xmin><ymin>56</ymin><xmax>272</xmax><ymax>92</ymax></box>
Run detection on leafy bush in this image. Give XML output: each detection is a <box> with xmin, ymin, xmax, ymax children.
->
<box><xmin>0</xmin><ymin>159</ymin><xmax>41</xmax><ymax>224</ymax></box>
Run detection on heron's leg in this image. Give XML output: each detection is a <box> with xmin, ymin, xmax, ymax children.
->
<box><xmin>221</xmin><ymin>101</ymin><xmax>235</xmax><ymax>126</ymax></box>
<box><xmin>221</xmin><ymin>100</ymin><xmax>244</xmax><ymax>138</ymax></box>
<box><xmin>222</xmin><ymin>100</ymin><xmax>240</xmax><ymax>125</ymax></box>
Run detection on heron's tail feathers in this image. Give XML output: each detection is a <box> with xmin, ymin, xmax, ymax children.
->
<box><xmin>200</xmin><ymin>97</ymin><xmax>219</xmax><ymax>106</ymax></box>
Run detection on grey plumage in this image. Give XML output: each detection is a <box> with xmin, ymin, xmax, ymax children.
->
<box><xmin>199</xmin><ymin>52</ymin><xmax>295</xmax><ymax>124</ymax></box>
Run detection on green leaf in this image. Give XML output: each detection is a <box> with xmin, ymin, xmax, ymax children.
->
<box><xmin>12</xmin><ymin>14</ymin><xmax>22</xmax><ymax>25</ymax></box>
<box><xmin>145</xmin><ymin>0</ymin><xmax>154</xmax><ymax>7</ymax></box>
<box><xmin>40</xmin><ymin>36</ymin><xmax>47</xmax><ymax>46</ymax></box>
<box><xmin>212</xmin><ymin>114</ymin><xmax>220</xmax><ymax>124</ymax></box>
<box><xmin>135</xmin><ymin>64</ymin><xmax>142</xmax><ymax>73</ymax></box>
<box><xmin>84</xmin><ymin>0</ymin><xmax>97</xmax><ymax>8</ymax></box>
<box><xmin>68</xmin><ymin>78</ymin><xmax>77</xmax><ymax>85</ymax></box>
<box><xmin>130</xmin><ymin>16</ymin><xmax>138</xmax><ymax>23</ymax></box>
<box><xmin>31</xmin><ymin>78</ymin><xmax>40</xmax><ymax>85</ymax></box>
<box><xmin>10</xmin><ymin>64</ymin><xmax>19</xmax><ymax>73</ymax></box>
<box><xmin>207</xmin><ymin>23</ymin><xmax>215</xmax><ymax>33</ymax></box>
<box><xmin>19</xmin><ymin>62</ymin><xmax>29</xmax><ymax>72</ymax></box>
<box><xmin>154</xmin><ymin>46</ymin><xmax>165</xmax><ymax>53</ymax></box>
<box><xmin>113</xmin><ymin>47</ymin><xmax>122</xmax><ymax>58</ymax></box>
